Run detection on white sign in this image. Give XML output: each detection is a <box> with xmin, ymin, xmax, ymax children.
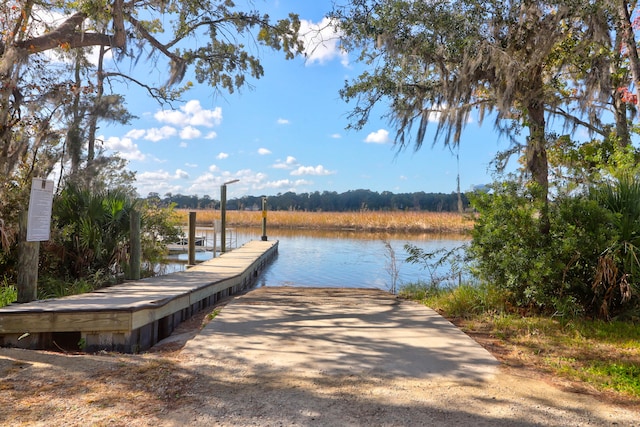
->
<box><xmin>27</xmin><ymin>178</ymin><xmax>54</xmax><ymax>242</ymax></box>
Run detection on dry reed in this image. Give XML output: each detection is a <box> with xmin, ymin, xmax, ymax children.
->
<box><xmin>175</xmin><ymin>209</ymin><xmax>474</xmax><ymax>234</ymax></box>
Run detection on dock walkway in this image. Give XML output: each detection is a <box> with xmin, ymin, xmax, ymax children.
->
<box><xmin>0</xmin><ymin>240</ymin><xmax>278</xmax><ymax>353</ymax></box>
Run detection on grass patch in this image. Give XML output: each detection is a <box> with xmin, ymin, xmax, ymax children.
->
<box><xmin>466</xmin><ymin>315</ymin><xmax>640</xmax><ymax>401</ymax></box>
<box><xmin>401</xmin><ymin>283</ymin><xmax>640</xmax><ymax>403</ymax></box>
<box><xmin>399</xmin><ymin>281</ymin><xmax>507</xmax><ymax>318</ymax></box>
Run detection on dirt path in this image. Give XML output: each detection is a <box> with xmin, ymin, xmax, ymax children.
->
<box><xmin>0</xmin><ymin>289</ymin><xmax>638</xmax><ymax>426</ymax></box>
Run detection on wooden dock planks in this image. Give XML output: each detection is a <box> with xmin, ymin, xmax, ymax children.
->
<box><xmin>0</xmin><ymin>240</ymin><xmax>278</xmax><ymax>352</ymax></box>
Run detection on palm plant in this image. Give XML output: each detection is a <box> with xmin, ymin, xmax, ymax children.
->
<box><xmin>51</xmin><ymin>184</ymin><xmax>135</xmax><ymax>279</ymax></box>
<box><xmin>590</xmin><ymin>176</ymin><xmax>640</xmax><ymax>318</ymax></box>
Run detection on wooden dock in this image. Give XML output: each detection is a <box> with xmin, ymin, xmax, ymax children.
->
<box><xmin>0</xmin><ymin>240</ymin><xmax>278</xmax><ymax>353</ymax></box>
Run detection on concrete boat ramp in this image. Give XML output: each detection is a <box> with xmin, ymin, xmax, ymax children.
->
<box><xmin>182</xmin><ymin>286</ymin><xmax>498</xmax><ymax>381</ymax></box>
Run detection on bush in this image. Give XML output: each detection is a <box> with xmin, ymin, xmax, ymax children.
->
<box><xmin>0</xmin><ymin>278</ymin><xmax>16</xmax><ymax>307</ymax></box>
<box><xmin>468</xmin><ymin>181</ymin><xmax>615</xmax><ymax>316</ymax></box>
<box><xmin>44</xmin><ymin>184</ymin><xmax>136</xmax><ymax>279</ymax></box>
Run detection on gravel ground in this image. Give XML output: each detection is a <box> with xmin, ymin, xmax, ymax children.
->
<box><xmin>1</xmin><ymin>287</ymin><xmax>638</xmax><ymax>426</ymax></box>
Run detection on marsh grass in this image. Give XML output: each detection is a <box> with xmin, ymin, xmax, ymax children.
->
<box><xmin>403</xmin><ymin>281</ymin><xmax>640</xmax><ymax>403</ymax></box>
<box><xmin>175</xmin><ymin>209</ymin><xmax>474</xmax><ymax>234</ymax></box>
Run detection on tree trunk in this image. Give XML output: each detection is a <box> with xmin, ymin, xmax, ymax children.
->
<box><xmin>526</xmin><ymin>96</ymin><xmax>550</xmax><ymax>235</ymax></box>
<box><xmin>616</xmin><ymin>0</ymin><xmax>640</xmax><ymax>101</ymax></box>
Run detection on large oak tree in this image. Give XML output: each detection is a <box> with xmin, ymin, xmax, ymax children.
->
<box><xmin>332</xmin><ymin>0</ymin><xmax>630</xmax><ymax>232</ymax></box>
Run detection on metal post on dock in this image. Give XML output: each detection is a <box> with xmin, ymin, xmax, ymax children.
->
<box><xmin>261</xmin><ymin>196</ymin><xmax>268</xmax><ymax>241</ymax></box>
<box><xmin>220</xmin><ymin>179</ymin><xmax>239</xmax><ymax>253</ymax></box>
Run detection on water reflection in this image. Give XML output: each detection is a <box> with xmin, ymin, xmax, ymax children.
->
<box><xmin>164</xmin><ymin>227</ymin><xmax>469</xmax><ymax>290</ymax></box>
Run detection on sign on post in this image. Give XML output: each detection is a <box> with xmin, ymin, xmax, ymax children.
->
<box><xmin>26</xmin><ymin>178</ymin><xmax>54</xmax><ymax>242</ymax></box>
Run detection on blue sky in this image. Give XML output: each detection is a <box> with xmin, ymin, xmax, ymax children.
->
<box><xmin>99</xmin><ymin>1</ymin><xmax>513</xmax><ymax>199</ymax></box>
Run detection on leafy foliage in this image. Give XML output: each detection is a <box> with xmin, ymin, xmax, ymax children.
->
<box><xmin>44</xmin><ymin>184</ymin><xmax>136</xmax><ymax>280</ymax></box>
<box><xmin>466</xmin><ymin>177</ymin><xmax>640</xmax><ymax>319</ymax></box>
<box><xmin>0</xmin><ymin>0</ymin><xmax>303</xmax><ymax>291</ymax></box>
<box><xmin>332</xmin><ymin>0</ymin><xmax>617</xmax><ymax>213</ymax></box>
<box><xmin>589</xmin><ymin>176</ymin><xmax>640</xmax><ymax>319</ymax></box>
<box><xmin>468</xmin><ymin>181</ymin><xmax>616</xmax><ymax>317</ymax></box>
<box><xmin>139</xmin><ymin>200</ymin><xmax>183</xmax><ymax>276</ymax></box>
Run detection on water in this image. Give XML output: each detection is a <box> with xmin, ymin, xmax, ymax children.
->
<box><xmin>163</xmin><ymin>227</ymin><xmax>469</xmax><ymax>291</ymax></box>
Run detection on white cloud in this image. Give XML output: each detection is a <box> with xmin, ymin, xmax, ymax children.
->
<box><xmin>179</xmin><ymin>142</ymin><xmax>188</xmax><ymax>148</ymax></box>
<box><xmin>216</xmin><ymin>152</ymin><xmax>229</xmax><ymax>160</ymax></box>
<box><xmin>208</xmin><ymin>164</ymin><xmax>220</xmax><ymax>172</ymax></box>
<box><xmin>258</xmin><ymin>148</ymin><xmax>272</xmax><ymax>155</ymax></box>
<box><xmin>137</xmin><ymin>169</ymin><xmax>190</xmax><ymax>181</ymax></box>
<box><xmin>134</xmin><ymin>168</ymin><xmax>191</xmax><ymax>197</ymax></box>
<box><xmin>154</xmin><ymin>100</ymin><xmax>223</xmax><ymax>128</ymax></box>
<box><xmin>180</xmin><ymin>126</ymin><xmax>201</xmax><ymax>140</ymax></box>
<box><xmin>255</xmin><ymin>179</ymin><xmax>312</xmax><ymax>191</ymax></box>
<box><xmin>125</xmin><ymin>129</ymin><xmax>146</xmax><ymax>139</ymax></box>
<box><xmin>277</xmin><ymin>118</ymin><xmax>290</xmax><ymax>125</ymax></box>
<box><xmin>185</xmin><ymin>163</ymin><xmax>198</xmax><ymax>168</ymax></box>
<box><xmin>144</xmin><ymin>126</ymin><xmax>177</xmax><ymax>142</ymax></box>
<box><xmin>364</xmin><ymin>129</ymin><xmax>390</xmax><ymax>144</ymax></box>
<box><xmin>300</xmin><ymin>17</ymin><xmax>349</xmax><ymax>67</ymax></box>
<box><xmin>204</xmin><ymin>131</ymin><xmax>218</xmax><ymax>139</ymax></box>
<box><xmin>272</xmin><ymin>155</ymin><xmax>299</xmax><ymax>169</ymax></box>
<box><xmin>186</xmin><ymin>173</ymin><xmax>218</xmax><ymax>195</ymax></box>
<box><xmin>330</xmin><ymin>133</ymin><xmax>342</xmax><ymax>139</ymax></box>
<box><xmin>102</xmin><ymin>136</ymin><xmax>145</xmax><ymax>161</ymax></box>
<box><xmin>175</xmin><ymin>169</ymin><xmax>189</xmax><ymax>179</ymax></box>
<box><xmin>290</xmin><ymin>165</ymin><xmax>335</xmax><ymax>176</ymax></box>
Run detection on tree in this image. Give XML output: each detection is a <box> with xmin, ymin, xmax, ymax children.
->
<box><xmin>332</xmin><ymin>0</ymin><xmax>614</xmax><ymax>232</ymax></box>
<box><xmin>0</xmin><ymin>0</ymin><xmax>303</xmax><ymax>246</ymax></box>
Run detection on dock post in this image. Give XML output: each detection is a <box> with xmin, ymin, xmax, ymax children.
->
<box><xmin>188</xmin><ymin>211</ymin><xmax>196</xmax><ymax>267</ymax></box>
<box><xmin>129</xmin><ymin>210</ymin><xmax>141</xmax><ymax>279</ymax></box>
<box><xmin>17</xmin><ymin>211</ymin><xmax>38</xmax><ymax>303</ymax></box>
<box><xmin>261</xmin><ymin>196</ymin><xmax>268</xmax><ymax>241</ymax></box>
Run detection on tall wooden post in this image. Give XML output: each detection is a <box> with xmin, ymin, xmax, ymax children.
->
<box><xmin>188</xmin><ymin>211</ymin><xmax>196</xmax><ymax>266</ymax></box>
<box><xmin>17</xmin><ymin>211</ymin><xmax>38</xmax><ymax>303</ymax></box>
<box><xmin>261</xmin><ymin>196</ymin><xmax>268</xmax><ymax>241</ymax></box>
<box><xmin>129</xmin><ymin>210</ymin><xmax>141</xmax><ymax>280</ymax></box>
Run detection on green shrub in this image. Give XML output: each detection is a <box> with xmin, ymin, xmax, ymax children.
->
<box><xmin>0</xmin><ymin>278</ymin><xmax>16</xmax><ymax>307</ymax></box>
<box><xmin>44</xmin><ymin>184</ymin><xmax>135</xmax><ymax>279</ymax></box>
<box><xmin>468</xmin><ymin>181</ymin><xmax>615</xmax><ymax>316</ymax></box>
<box><xmin>589</xmin><ymin>176</ymin><xmax>640</xmax><ymax>319</ymax></box>
<box><xmin>38</xmin><ymin>276</ymin><xmax>100</xmax><ymax>299</ymax></box>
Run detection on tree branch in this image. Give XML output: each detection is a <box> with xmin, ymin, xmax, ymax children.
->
<box><xmin>14</xmin><ymin>2</ymin><xmax>126</xmax><ymax>54</ymax></box>
<box><xmin>125</xmin><ymin>14</ymin><xmax>186</xmax><ymax>86</ymax></box>
<box><xmin>101</xmin><ymin>71</ymin><xmax>174</xmax><ymax>105</ymax></box>
<box><xmin>550</xmin><ymin>106</ymin><xmax>608</xmax><ymax>137</ymax></box>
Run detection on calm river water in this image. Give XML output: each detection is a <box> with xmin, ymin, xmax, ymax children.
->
<box><xmin>165</xmin><ymin>227</ymin><xmax>469</xmax><ymax>291</ymax></box>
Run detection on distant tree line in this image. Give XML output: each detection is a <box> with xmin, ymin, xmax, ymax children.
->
<box><xmin>144</xmin><ymin>189</ymin><xmax>469</xmax><ymax>212</ymax></box>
